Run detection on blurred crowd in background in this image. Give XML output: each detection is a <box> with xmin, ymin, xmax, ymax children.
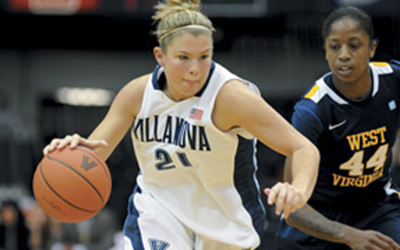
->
<box><xmin>1</xmin><ymin>0</ymin><xmax>400</xmax><ymax>249</ymax></box>
<box><xmin>0</xmin><ymin>193</ymin><xmax>121</xmax><ymax>250</ymax></box>
<box><xmin>0</xmin><ymin>92</ymin><xmax>129</xmax><ymax>249</ymax></box>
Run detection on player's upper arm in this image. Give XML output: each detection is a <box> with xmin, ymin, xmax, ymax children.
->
<box><xmin>213</xmin><ymin>80</ymin><xmax>313</xmax><ymax>158</ymax></box>
<box><xmin>291</xmin><ymin>102</ymin><xmax>323</xmax><ymax>146</ymax></box>
<box><xmin>89</xmin><ymin>74</ymin><xmax>149</xmax><ymax>159</ymax></box>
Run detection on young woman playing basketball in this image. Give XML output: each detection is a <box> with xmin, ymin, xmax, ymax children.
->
<box><xmin>43</xmin><ymin>0</ymin><xmax>320</xmax><ymax>249</ymax></box>
<box><xmin>276</xmin><ymin>6</ymin><xmax>400</xmax><ymax>250</ymax></box>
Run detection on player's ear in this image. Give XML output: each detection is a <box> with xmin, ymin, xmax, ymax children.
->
<box><xmin>369</xmin><ymin>39</ymin><xmax>378</xmax><ymax>59</ymax></box>
<box><xmin>153</xmin><ymin>47</ymin><xmax>165</xmax><ymax>66</ymax></box>
<box><xmin>323</xmin><ymin>42</ymin><xmax>329</xmax><ymax>61</ymax></box>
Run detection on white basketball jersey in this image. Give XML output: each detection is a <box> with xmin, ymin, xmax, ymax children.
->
<box><xmin>131</xmin><ymin>62</ymin><xmax>264</xmax><ymax>248</ymax></box>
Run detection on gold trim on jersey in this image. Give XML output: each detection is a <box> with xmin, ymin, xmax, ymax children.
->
<box><xmin>371</xmin><ymin>61</ymin><xmax>389</xmax><ymax>67</ymax></box>
<box><xmin>371</xmin><ymin>61</ymin><xmax>393</xmax><ymax>75</ymax></box>
<box><xmin>305</xmin><ymin>85</ymin><xmax>319</xmax><ymax>99</ymax></box>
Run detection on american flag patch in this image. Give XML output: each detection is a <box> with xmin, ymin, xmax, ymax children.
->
<box><xmin>190</xmin><ymin>108</ymin><xmax>203</xmax><ymax>121</ymax></box>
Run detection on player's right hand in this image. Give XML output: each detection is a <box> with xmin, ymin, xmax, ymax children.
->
<box><xmin>43</xmin><ymin>133</ymin><xmax>108</xmax><ymax>155</ymax></box>
<box><xmin>343</xmin><ymin>226</ymin><xmax>400</xmax><ymax>250</ymax></box>
<box><xmin>264</xmin><ymin>182</ymin><xmax>306</xmax><ymax>219</ymax></box>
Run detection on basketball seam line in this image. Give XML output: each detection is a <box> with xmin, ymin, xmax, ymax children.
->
<box><xmin>39</xmin><ymin>163</ymin><xmax>98</xmax><ymax>213</ymax></box>
<box><xmin>46</xmin><ymin>154</ymin><xmax>105</xmax><ymax>204</ymax></box>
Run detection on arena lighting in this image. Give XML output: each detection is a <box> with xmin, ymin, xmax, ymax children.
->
<box><xmin>55</xmin><ymin>87</ymin><xmax>115</xmax><ymax>107</ymax></box>
<box><xmin>10</xmin><ymin>0</ymin><xmax>99</xmax><ymax>15</ymax></box>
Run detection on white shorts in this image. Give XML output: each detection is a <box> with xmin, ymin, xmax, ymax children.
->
<box><xmin>122</xmin><ymin>191</ymin><xmax>254</xmax><ymax>250</ymax></box>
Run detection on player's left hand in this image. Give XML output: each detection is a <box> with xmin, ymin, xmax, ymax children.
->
<box><xmin>264</xmin><ymin>182</ymin><xmax>306</xmax><ymax>219</ymax></box>
<box><xmin>343</xmin><ymin>227</ymin><xmax>400</xmax><ymax>250</ymax></box>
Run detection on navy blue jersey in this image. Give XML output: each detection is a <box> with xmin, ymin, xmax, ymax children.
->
<box><xmin>292</xmin><ymin>60</ymin><xmax>400</xmax><ymax>213</ymax></box>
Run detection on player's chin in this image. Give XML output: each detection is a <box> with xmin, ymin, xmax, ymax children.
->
<box><xmin>181</xmin><ymin>88</ymin><xmax>202</xmax><ymax>98</ymax></box>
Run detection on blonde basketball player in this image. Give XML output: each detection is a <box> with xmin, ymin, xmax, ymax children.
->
<box><xmin>43</xmin><ymin>0</ymin><xmax>320</xmax><ymax>249</ymax></box>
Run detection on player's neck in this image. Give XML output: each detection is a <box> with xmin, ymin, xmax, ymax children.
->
<box><xmin>332</xmin><ymin>73</ymin><xmax>372</xmax><ymax>102</ymax></box>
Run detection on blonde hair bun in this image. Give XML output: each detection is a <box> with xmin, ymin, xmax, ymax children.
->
<box><xmin>152</xmin><ymin>0</ymin><xmax>214</xmax><ymax>49</ymax></box>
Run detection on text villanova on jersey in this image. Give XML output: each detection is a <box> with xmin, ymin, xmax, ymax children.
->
<box><xmin>133</xmin><ymin>115</ymin><xmax>211</xmax><ymax>151</ymax></box>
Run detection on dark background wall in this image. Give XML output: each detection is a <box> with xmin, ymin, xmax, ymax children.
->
<box><xmin>1</xmin><ymin>0</ymin><xmax>400</xmax><ymax>249</ymax></box>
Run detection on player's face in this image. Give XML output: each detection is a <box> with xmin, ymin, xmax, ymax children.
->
<box><xmin>324</xmin><ymin>17</ymin><xmax>377</xmax><ymax>86</ymax></box>
<box><xmin>154</xmin><ymin>33</ymin><xmax>213</xmax><ymax>101</ymax></box>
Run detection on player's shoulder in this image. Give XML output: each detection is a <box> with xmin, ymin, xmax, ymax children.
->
<box><xmin>370</xmin><ymin>60</ymin><xmax>400</xmax><ymax>74</ymax></box>
<box><xmin>128</xmin><ymin>73</ymin><xmax>151</xmax><ymax>86</ymax></box>
<box><xmin>114</xmin><ymin>73</ymin><xmax>151</xmax><ymax>114</ymax></box>
<box><xmin>370</xmin><ymin>61</ymin><xmax>400</xmax><ymax>91</ymax></box>
<box><xmin>301</xmin><ymin>75</ymin><xmax>332</xmax><ymax>104</ymax></box>
<box><xmin>214</xmin><ymin>62</ymin><xmax>261</xmax><ymax>96</ymax></box>
<box><xmin>293</xmin><ymin>75</ymin><xmax>341</xmax><ymax>121</ymax></box>
<box><xmin>123</xmin><ymin>74</ymin><xmax>151</xmax><ymax>94</ymax></box>
<box><xmin>293</xmin><ymin>97</ymin><xmax>321</xmax><ymax>121</ymax></box>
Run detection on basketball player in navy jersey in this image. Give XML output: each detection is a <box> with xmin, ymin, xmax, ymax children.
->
<box><xmin>275</xmin><ymin>6</ymin><xmax>400</xmax><ymax>250</ymax></box>
<box><xmin>42</xmin><ymin>0</ymin><xmax>320</xmax><ymax>249</ymax></box>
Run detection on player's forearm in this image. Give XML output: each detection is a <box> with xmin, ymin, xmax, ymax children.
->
<box><xmin>286</xmin><ymin>204</ymin><xmax>346</xmax><ymax>243</ymax></box>
<box><xmin>290</xmin><ymin>144</ymin><xmax>320</xmax><ymax>201</ymax></box>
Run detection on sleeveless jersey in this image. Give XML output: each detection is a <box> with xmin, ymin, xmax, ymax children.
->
<box><xmin>292</xmin><ymin>60</ymin><xmax>400</xmax><ymax>213</ymax></box>
<box><xmin>130</xmin><ymin>62</ymin><xmax>265</xmax><ymax>248</ymax></box>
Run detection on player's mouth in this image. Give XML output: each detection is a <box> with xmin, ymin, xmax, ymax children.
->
<box><xmin>337</xmin><ymin>66</ymin><xmax>353</xmax><ymax>76</ymax></box>
<box><xmin>183</xmin><ymin>79</ymin><xmax>200</xmax><ymax>85</ymax></box>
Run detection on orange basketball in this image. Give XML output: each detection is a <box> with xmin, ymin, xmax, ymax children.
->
<box><xmin>33</xmin><ymin>146</ymin><xmax>112</xmax><ymax>223</ymax></box>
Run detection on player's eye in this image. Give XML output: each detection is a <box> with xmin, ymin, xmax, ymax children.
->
<box><xmin>329</xmin><ymin>44</ymin><xmax>339</xmax><ymax>50</ymax></box>
<box><xmin>350</xmin><ymin>43</ymin><xmax>360</xmax><ymax>49</ymax></box>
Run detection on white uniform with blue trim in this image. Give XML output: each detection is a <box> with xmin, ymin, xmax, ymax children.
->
<box><xmin>123</xmin><ymin>62</ymin><xmax>265</xmax><ymax>250</ymax></box>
